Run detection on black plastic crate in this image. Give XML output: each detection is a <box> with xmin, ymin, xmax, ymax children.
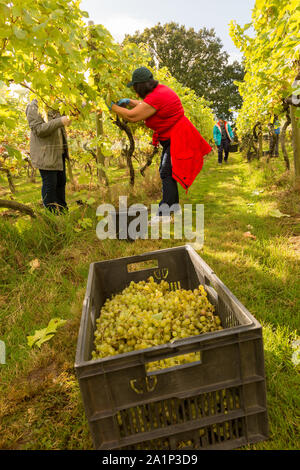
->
<box><xmin>229</xmin><ymin>143</ymin><xmax>239</xmax><ymax>153</ymax></box>
<box><xmin>75</xmin><ymin>245</ymin><xmax>268</xmax><ymax>450</ymax></box>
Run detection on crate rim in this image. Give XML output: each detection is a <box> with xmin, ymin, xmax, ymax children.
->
<box><xmin>75</xmin><ymin>245</ymin><xmax>262</xmax><ymax>370</ymax></box>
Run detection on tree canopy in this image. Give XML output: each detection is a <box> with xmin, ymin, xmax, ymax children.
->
<box><xmin>124</xmin><ymin>22</ymin><xmax>244</xmax><ymax>121</ymax></box>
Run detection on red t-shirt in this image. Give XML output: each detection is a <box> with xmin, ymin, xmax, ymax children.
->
<box><xmin>143</xmin><ymin>83</ymin><xmax>212</xmax><ymax>192</ymax></box>
<box><xmin>144</xmin><ymin>84</ymin><xmax>184</xmax><ymax>140</ymax></box>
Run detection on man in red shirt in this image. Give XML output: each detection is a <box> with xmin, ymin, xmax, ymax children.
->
<box><xmin>107</xmin><ymin>67</ymin><xmax>212</xmax><ymax>221</ymax></box>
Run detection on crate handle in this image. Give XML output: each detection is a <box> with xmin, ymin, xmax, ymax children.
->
<box><xmin>145</xmin><ymin>349</ymin><xmax>202</xmax><ymax>376</ymax></box>
<box><xmin>127</xmin><ymin>259</ymin><xmax>159</xmax><ymax>273</ymax></box>
<box><xmin>130</xmin><ymin>376</ymin><xmax>158</xmax><ymax>394</ymax></box>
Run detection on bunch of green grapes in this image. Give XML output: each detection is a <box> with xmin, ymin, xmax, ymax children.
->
<box><xmin>92</xmin><ymin>276</ymin><xmax>223</xmax><ymax>371</ymax></box>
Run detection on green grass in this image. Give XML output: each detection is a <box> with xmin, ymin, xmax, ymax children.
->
<box><xmin>0</xmin><ymin>152</ymin><xmax>299</xmax><ymax>450</ymax></box>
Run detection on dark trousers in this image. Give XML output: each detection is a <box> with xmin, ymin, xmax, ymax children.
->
<box><xmin>158</xmin><ymin>140</ymin><xmax>179</xmax><ymax>215</ymax></box>
<box><xmin>218</xmin><ymin>139</ymin><xmax>230</xmax><ymax>163</ymax></box>
<box><xmin>274</xmin><ymin>134</ymin><xmax>279</xmax><ymax>156</ymax></box>
<box><xmin>39</xmin><ymin>159</ymin><xmax>67</xmax><ymax>212</ymax></box>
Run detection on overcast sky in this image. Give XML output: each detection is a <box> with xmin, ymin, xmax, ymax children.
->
<box><xmin>80</xmin><ymin>0</ymin><xmax>255</xmax><ymax>63</ymax></box>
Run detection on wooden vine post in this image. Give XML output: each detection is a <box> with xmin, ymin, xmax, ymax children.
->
<box><xmin>95</xmin><ymin>109</ymin><xmax>109</xmax><ymax>186</ymax></box>
<box><xmin>280</xmin><ymin>101</ymin><xmax>291</xmax><ymax>171</ymax></box>
<box><xmin>290</xmin><ymin>67</ymin><xmax>300</xmax><ymax>190</ymax></box>
<box><xmin>253</xmin><ymin>122</ymin><xmax>262</xmax><ymax>159</ymax></box>
<box><xmin>114</xmin><ymin>116</ymin><xmax>135</xmax><ymax>186</ymax></box>
<box><xmin>290</xmin><ymin>104</ymin><xmax>300</xmax><ymax>190</ymax></box>
<box><xmin>268</xmin><ymin>121</ymin><xmax>275</xmax><ymax>160</ymax></box>
<box><xmin>140</xmin><ymin>146</ymin><xmax>159</xmax><ymax>176</ymax></box>
<box><xmin>0</xmin><ymin>166</ymin><xmax>16</xmax><ymax>194</ymax></box>
<box><xmin>258</xmin><ymin>125</ymin><xmax>263</xmax><ymax>160</ymax></box>
<box><xmin>66</xmin><ymin>158</ymin><xmax>75</xmax><ymax>189</ymax></box>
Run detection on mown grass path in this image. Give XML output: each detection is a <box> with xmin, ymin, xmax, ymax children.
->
<box><xmin>0</xmin><ymin>151</ymin><xmax>299</xmax><ymax>450</ymax></box>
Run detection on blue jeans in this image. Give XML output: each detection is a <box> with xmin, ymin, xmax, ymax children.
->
<box><xmin>39</xmin><ymin>159</ymin><xmax>67</xmax><ymax>212</ymax></box>
<box><xmin>158</xmin><ymin>140</ymin><xmax>179</xmax><ymax>215</ymax></box>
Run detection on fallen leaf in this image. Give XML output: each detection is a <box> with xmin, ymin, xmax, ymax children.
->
<box><xmin>243</xmin><ymin>231</ymin><xmax>257</xmax><ymax>240</ymax></box>
<box><xmin>252</xmin><ymin>190</ymin><xmax>264</xmax><ymax>196</ymax></box>
<box><xmin>27</xmin><ymin>318</ymin><xmax>67</xmax><ymax>348</ymax></box>
<box><xmin>269</xmin><ymin>209</ymin><xmax>291</xmax><ymax>218</ymax></box>
<box><xmin>29</xmin><ymin>258</ymin><xmax>40</xmax><ymax>273</ymax></box>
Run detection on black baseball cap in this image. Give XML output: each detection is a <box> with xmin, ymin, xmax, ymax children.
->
<box><xmin>127</xmin><ymin>67</ymin><xmax>153</xmax><ymax>87</ymax></box>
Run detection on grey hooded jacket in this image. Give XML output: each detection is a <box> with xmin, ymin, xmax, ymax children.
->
<box><xmin>25</xmin><ymin>99</ymin><xmax>69</xmax><ymax>171</ymax></box>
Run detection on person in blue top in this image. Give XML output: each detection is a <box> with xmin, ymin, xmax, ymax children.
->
<box><xmin>213</xmin><ymin>117</ymin><xmax>234</xmax><ymax>164</ymax></box>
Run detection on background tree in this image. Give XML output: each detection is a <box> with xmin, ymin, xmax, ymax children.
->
<box><xmin>124</xmin><ymin>22</ymin><xmax>244</xmax><ymax>121</ymax></box>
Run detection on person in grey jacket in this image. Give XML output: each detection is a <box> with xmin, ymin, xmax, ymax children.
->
<box><xmin>25</xmin><ymin>99</ymin><xmax>71</xmax><ymax>212</ymax></box>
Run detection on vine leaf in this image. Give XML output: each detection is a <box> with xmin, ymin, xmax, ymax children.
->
<box><xmin>27</xmin><ymin>318</ymin><xmax>67</xmax><ymax>348</ymax></box>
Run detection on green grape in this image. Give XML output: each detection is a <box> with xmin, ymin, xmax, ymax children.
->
<box><xmin>92</xmin><ymin>276</ymin><xmax>223</xmax><ymax>368</ymax></box>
